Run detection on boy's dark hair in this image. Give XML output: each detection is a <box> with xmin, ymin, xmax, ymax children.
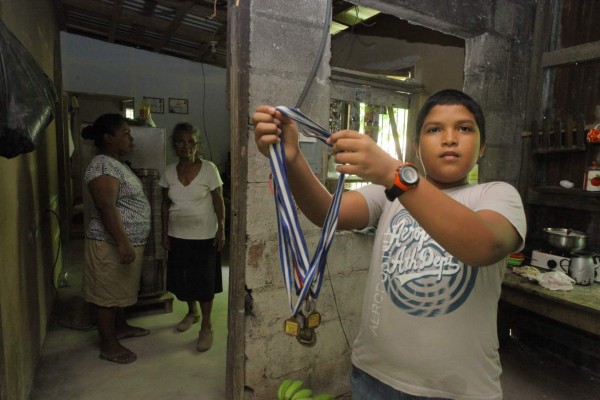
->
<box><xmin>81</xmin><ymin>113</ymin><xmax>127</xmax><ymax>148</ymax></box>
<box><xmin>415</xmin><ymin>89</ymin><xmax>485</xmax><ymax>144</ymax></box>
<box><xmin>171</xmin><ymin>122</ymin><xmax>200</xmax><ymax>145</ymax></box>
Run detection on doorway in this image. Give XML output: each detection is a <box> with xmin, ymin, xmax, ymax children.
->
<box><xmin>62</xmin><ymin>92</ymin><xmax>135</xmax><ymax>239</ymax></box>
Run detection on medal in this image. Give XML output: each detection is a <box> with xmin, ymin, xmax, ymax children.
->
<box><xmin>307</xmin><ymin>311</ymin><xmax>321</xmax><ymax>329</ymax></box>
<box><xmin>283</xmin><ymin>318</ymin><xmax>300</xmax><ymax>336</ymax></box>
<box><xmin>304</xmin><ymin>298</ymin><xmax>321</xmax><ymax>329</ymax></box>
<box><xmin>269</xmin><ymin>106</ymin><xmax>344</xmax><ymax>345</ymax></box>
<box><xmin>297</xmin><ymin>327</ymin><xmax>316</xmax><ymax>347</ymax></box>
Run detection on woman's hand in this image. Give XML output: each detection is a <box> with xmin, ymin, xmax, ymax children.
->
<box><xmin>252</xmin><ymin>105</ymin><xmax>300</xmax><ymax>164</ymax></box>
<box><xmin>329</xmin><ymin>130</ymin><xmax>400</xmax><ymax>188</ymax></box>
<box><xmin>118</xmin><ymin>241</ymin><xmax>136</xmax><ymax>264</ymax></box>
<box><xmin>162</xmin><ymin>235</ymin><xmax>170</xmax><ymax>251</ymax></box>
<box><xmin>214</xmin><ymin>225</ymin><xmax>225</xmax><ymax>252</ymax></box>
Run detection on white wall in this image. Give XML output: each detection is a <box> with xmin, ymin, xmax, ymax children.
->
<box><xmin>60</xmin><ymin>32</ymin><xmax>230</xmax><ymax>169</ymax></box>
<box><xmin>331</xmin><ymin>34</ymin><xmax>465</xmax><ymax>98</ymax></box>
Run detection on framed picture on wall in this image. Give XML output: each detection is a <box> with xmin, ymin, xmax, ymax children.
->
<box><xmin>146</xmin><ymin>97</ymin><xmax>164</xmax><ymax>114</ymax></box>
<box><xmin>168</xmin><ymin>98</ymin><xmax>188</xmax><ymax>114</ymax></box>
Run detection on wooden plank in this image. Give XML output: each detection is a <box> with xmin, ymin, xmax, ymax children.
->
<box><xmin>227</xmin><ymin>0</ymin><xmax>250</xmax><ymax>399</ymax></box>
<box><xmin>553</xmin><ymin>117</ymin><xmax>562</xmax><ymax>148</ymax></box>
<box><xmin>575</xmin><ymin>113</ymin><xmax>586</xmax><ymax>148</ymax></box>
<box><xmin>153</xmin><ymin>0</ymin><xmax>194</xmax><ymax>51</ymax></box>
<box><xmin>565</xmin><ymin>116</ymin><xmax>574</xmax><ymax>148</ymax></box>
<box><xmin>542</xmin><ymin>118</ymin><xmax>551</xmax><ymax>149</ymax></box>
<box><xmin>107</xmin><ymin>0</ymin><xmax>124</xmax><ymax>43</ymax></box>
<box><xmin>527</xmin><ymin>187</ymin><xmax>600</xmax><ymax>212</ymax></box>
<box><xmin>541</xmin><ymin>40</ymin><xmax>600</xmax><ymax>68</ymax></box>
<box><xmin>530</xmin><ymin>120</ymin><xmax>538</xmax><ymax>151</ymax></box>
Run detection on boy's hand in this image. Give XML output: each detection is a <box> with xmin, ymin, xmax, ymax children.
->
<box><xmin>329</xmin><ymin>130</ymin><xmax>401</xmax><ymax>188</ymax></box>
<box><xmin>252</xmin><ymin>106</ymin><xmax>300</xmax><ymax>162</ymax></box>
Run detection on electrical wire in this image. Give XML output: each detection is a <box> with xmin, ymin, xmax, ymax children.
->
<box><xmin>293</xmin><ymin>0</ymin><xmax>351</xmax><ymax>349</ymax></box>
<box><xmin>295</xmin><ymin>0</ymin><xmax>332</xmax><ymax>109</ymax></box>
<box><xmin>200</xmin><ymin>61</ymin><xmax>214</xmax><ymax>161</ymax></box>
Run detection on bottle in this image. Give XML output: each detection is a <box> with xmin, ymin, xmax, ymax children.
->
<box><xmin>138</xmin><ymin>97</ymin><xmax>156</xmax><ymax>127</ymax></box>
<box><xmin>583</xmin><ymin>162</ymin><xmax>600</xmax><ymax>191</ymax></box>
<box><xmin>139</xmin><ymin>97</ymin><xmax>150</xmax><ymax>120</ymax></box>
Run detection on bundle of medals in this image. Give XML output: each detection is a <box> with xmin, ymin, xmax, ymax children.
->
<box><xmin>269</xmin><ymin>106</ymin><xmax>345</xmax><ymax>347</ymax></box>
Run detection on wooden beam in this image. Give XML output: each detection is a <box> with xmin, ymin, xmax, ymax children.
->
<box><xmin>131</xmin><ymin>0</ymin><xmax>157</xmax><ymax>40</ymax></box>
<box><xmin>154</xmin><ymin>0</ymin><xmax>194</xmax><ymax>51</ymax></box>
<box><xmin>52</xmin><ymin>0</ymin><xmax>67</xmax><ymax>29</ymax></box>
<box><xmin>541</xmin><ymin>40</ymin><xmax>600</xmax><ymax>68</ymax></box>
<box><xmin>107</xmin><ymin>0</ymin><xmax>124</xmax><ymax>43</ymax></box>
<box><xmin>227</xmin><ymin>0</ymin><xmax>250</xmax><ymax>397</ymax></box>
<box><xmin>61</xmin><ymin>0</ymin><xmax>215</xmax><ymax>43</ymax></box>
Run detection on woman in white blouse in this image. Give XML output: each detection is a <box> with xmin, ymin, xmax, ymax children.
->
<box><xmin>159</xmin><ymin>123</ymin><xmax>225</xmax><ymax>352</ymax></box>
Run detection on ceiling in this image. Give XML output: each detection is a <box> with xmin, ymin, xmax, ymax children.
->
<box><xmin>52</xmin><ymin>1</ymin><xmax>463</xmax><ymax>70</ymax></box>
<box><xmin>53</xmin><ymin>0</ymin><xmax>229</xmax><ymax>68</ymax></box>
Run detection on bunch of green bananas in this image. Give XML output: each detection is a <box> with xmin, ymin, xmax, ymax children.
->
<box><xmin>276</xmin><ymin>379</ymin><xmax>335</xmax><ymax>400</ymax></box>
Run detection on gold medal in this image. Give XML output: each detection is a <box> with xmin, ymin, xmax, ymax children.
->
<box><xmin>283</xmin><ymin>318</ymin><xmax>299</xmax><ymax>336</ymax></box>
<box><xmin>307</xmin><ymin>311</ymin><xmax>321</xmax><ymax>329</ymax></box>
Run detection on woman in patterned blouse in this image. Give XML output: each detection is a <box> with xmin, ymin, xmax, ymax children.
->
<box><xmin>81</xmin><ymin>113</ymin><xmax>151</xmax><ymax>364</ymax></box>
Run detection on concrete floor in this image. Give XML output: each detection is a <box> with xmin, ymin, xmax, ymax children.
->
<box><xmin>30</xmin><ymin>239</ymin><xmax>228</xmax><ymax>399</ymax></box>
<box><xmin>30</xmin><ymin>239</ymin><xmax>600</xmax><ymax>399</ymax></box>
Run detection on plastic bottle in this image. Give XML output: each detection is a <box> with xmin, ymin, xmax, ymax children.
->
<box><xmin>139</xmin><ymin>97</ymin><xmax>150</xmax><ymax>120</ymax></box>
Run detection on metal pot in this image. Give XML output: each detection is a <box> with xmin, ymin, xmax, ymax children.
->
<box><xmin>543</xmin><ymin>228</ymin><xmax>587</xmax><ymax>251</ymax></box>
<box><xmin>568</xmin><ymin>251</ymin><xmax>599</xmax><ymax>285</ymax></box>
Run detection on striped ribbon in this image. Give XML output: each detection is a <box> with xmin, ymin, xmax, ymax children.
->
<box><xmin>269</xmin><ymin>106</ymin><xmax>346</xmax><ymax>315</ymax></box>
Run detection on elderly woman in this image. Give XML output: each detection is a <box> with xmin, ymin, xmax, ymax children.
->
<box><xmin>159</xmin><ymin>122</ymin><xmax>225</xmax><ymax>352</ymax></box>
<box><xmin>81</xmin><ymin>113</ymin><xmax>151</xmax><ymax>364</ymax></box>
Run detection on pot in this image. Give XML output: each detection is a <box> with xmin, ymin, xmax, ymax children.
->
<box><xmin>543</xmin><ymin>228</ymin><xmax>587</xmax><ymax>251</ymax></box>
<box><xmin>568</xmin><ymin>251</ymin><xmax>599</xmax><ymax>285</ymax></box>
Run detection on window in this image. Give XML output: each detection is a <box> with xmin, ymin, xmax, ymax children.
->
<box><xmin>329</xmin><ymin>100</ymin><xmax>408</xmax><ymax>190</ymax></box>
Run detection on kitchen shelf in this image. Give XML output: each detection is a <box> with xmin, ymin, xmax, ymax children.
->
<box><xmin>527</xmin><ymin>186</ymin><xmax>600</xmax><ymax>211</ymax></box>
<box><xmin>533</xmin><ymin>146</ymin><xmax>586</xmax><ymax>154</ymax></box>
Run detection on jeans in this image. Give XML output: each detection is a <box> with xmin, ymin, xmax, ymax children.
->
<box><xmin>350</xmin><ymin>365</ymin><xmax>452</xmax><ymax>400</ymax></box>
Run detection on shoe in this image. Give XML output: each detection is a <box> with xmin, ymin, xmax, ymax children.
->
<box><xmin>196</xmin><ymin>329</ymin><xmax>213</xmax><ymax>352</ymax></box>
<box><xmin>177</xmin><ymin>314</ymin><xmax>200</xmax><ymax>332</ymax></box>
<box><xmin>99</xmin><ymin>351</ymin><xmax>137</xmax><ymax>364</ymax></box>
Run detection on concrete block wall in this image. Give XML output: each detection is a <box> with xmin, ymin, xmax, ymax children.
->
<box><xmin>246</xmin><ymin>1</ymin><xmax>536</xmax><ymax>398</ymax></box>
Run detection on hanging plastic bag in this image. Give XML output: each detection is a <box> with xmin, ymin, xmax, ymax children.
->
<box><xmin>0</xmin><ymin>20</ymin><xmax>57</xmax><ymax>159</ymax></box>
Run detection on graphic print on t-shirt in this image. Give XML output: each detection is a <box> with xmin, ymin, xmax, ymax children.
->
<box><xmin>381</xmin><ymin>209</ymin><xmax>477</xmax><ymax>317</ymax></box>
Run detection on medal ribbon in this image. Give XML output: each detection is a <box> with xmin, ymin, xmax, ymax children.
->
<box><xmin>268</xmin><ymin>106</ymin><xmax>345</xmax><ymax>315</ymax></box>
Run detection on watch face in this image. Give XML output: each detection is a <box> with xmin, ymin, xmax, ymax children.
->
<box><xmin>400</xmin><ymin>165</ymin><xmax>419</xmax><ymax>184</ymax></box>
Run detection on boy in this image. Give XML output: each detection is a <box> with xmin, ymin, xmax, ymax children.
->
<box><xmin>252</xmin><ymin>89</ymin><xmax>526</xmax><ymax>399</ymax></box>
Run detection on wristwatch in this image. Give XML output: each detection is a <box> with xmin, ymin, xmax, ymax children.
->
<box><xmin>384</xmin><ymin>163</ymin><xmax>420</xmax><ymax>201</ymax></box>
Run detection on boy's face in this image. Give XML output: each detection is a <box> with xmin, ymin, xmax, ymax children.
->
<box><xmin>414</xmin><ymin>104</ymin><xmax>486</xmax><ymax>189</ymax></box>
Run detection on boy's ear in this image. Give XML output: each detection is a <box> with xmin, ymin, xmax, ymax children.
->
<box><xmin>478</xmin><ymin>143</ymin><xmax>487</xmax><ymax>159</ymax></box>
<box><xmin>413</xmin><ymin>142</ymin><xmax>420</xmax><ymax>158</ymax></box>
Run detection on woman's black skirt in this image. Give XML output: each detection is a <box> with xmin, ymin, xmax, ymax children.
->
<box><xmin>166</xmin><ymin>236</ymin><xmax>223</xmax><ymax>302</ymax></box>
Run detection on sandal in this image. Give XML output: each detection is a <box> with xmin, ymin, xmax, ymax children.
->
<box><xmin>177</xmin><ymin>314</ymin><xmax>200</xmax><ymax>332</ymax></box>
<box><xmin>196</xmin><ymin>329</ymin><xmax>213</xmax><ymax>352</ymax></box>
<box><xmin>99</xmin><ymin>351</ymin><xmax>137</xmax><ymax>364</ymax></box>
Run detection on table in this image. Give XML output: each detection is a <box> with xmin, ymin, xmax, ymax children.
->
<box><xmin>501</xmin><ymin>271</ymin><xmax>600</xmax><ymax>335</ymax></box>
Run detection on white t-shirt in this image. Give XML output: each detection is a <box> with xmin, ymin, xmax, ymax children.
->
<box><xmin>352</xmin><ymin>182</ymin><xmax>527</xmax><ymax>400</ymax></box>
<box><xmin>158</xmin><ymin>160</ymin><xmax>223</xmax><ymax>240</ymax></box>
